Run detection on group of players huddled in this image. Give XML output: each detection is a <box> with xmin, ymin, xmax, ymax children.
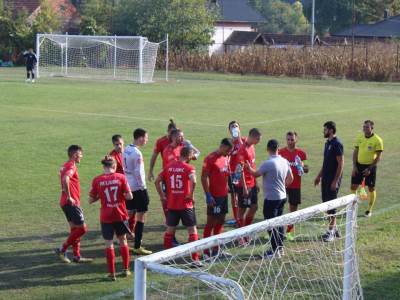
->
<box><xmin>56</xmin><ymin>119</ymin><xmax>383</xmax><ymax>280</ymax></box>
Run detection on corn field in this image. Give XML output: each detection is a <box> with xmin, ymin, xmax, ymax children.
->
<box><xmin>160</xmin><ymin>42</ymin><xmax>400</xmax><ymax>82</ymax></box>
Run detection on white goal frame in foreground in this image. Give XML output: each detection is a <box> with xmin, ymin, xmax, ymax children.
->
<box><xmin>134</xmin><ymin>194</ymin><xmax>363</xmax><ymax>299</ymax></box>
<box><xmin>36</xmin><ymin>34</ymin><xmax>162</xmax><ymax>83</ymax></box>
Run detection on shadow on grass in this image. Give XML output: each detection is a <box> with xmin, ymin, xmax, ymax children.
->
<box><xmin>363</xmin><ymin>271</ymin><xmax>400</xmax><ymax>299</ymax></box>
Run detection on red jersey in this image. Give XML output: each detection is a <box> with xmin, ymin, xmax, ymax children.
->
<box><xmin>278</xmin><ymin>147</ymin><xmax>307</xmax><ymax>189</ymax></box>
<box><xmin>160</xmin><ymin>160</ymin><xmax>195</xmax><ymax>210</ymax></box>
<box><xmin>154</xmin><ymin>135</ymin><xmax>170</xmax><ymax>154</ymax></box>
<box><xmin>202</xmin><ymin>151</ymin><xmax>230</xmax><ymax>197</ymax></box>
<box><xmin>236</xmin><ymin>142</ymin><xmax>256</xmax><ymax>188</ymax></box>
<box><xmin>229</xmin><ymin>137</ymin><xmax>246</xmax><ymax>173</ymax></box>
<box><xmin>109</xmin><ymin>149</ymin><xmax>124</xmax><ymax>174</ymax></box>
<box><xmin>59</xmin><ymin>160</ymin><xmax>80</xmax><ymax>207</ymax></box>
<box><xmin>161</xmin><ymin>144</ymin><xmax>183</xmax><ymax>169</ymax></box>
<box><xmin>89</xmin><ymin>172</ymin><xmax>131</xmax><ymax>223</ymax></box>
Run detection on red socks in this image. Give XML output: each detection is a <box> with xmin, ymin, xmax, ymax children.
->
<box><xmin>128</xmin><ymin>214</ymin><xmax>136</xmax><ymax>233</ymax></box>
<box><xmin>244</xmin><ymin>215</ymin><xmax>253</xmax><ymax>226</ymax></box>
<box><xmin>62</xmin><ymin>225</ymin><xmax>88</xmax><ymax>253</ymax></box>
<box><xmin>203</xmin><ymin>223</ymin><xmax>213</xmax><ymax>239</ymax></box>
<box><xmin>119</xmin><ymin>244</ymin><xmax>130</xmax><ymax>270</ymax></box>
<box><xmin>164</xmin><ymin>232</ymin><xmax>174</xmax><ymax>249</ymax></box>
<box><xmin>106</xmin><ymin>247</ymin><xmax>116</xmax><ymax>275</ymax></box>
<box><xmin>189</xmin><ymin>233</ymin><xmax>199</xmax><ymax>261</ymax></box>
<box><xmin>213</xmin><ymin>223</ymin><xmax>224</xmax><ymax>235</ymax></box>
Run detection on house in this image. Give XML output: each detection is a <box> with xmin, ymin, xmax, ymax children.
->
<box><xmin>5</xmin><ymin>0</ymin><xmax>80</xmax><ymax>33</ymax></box>
<box><xmin>333</xmin><ymin>11</ymin><xmax>400</xmax><ymax>40</ymax></box>
<box><xmin>208</xmin><ymin>0</ymin><xmax>265</xmax><ymax>54</ymax></box>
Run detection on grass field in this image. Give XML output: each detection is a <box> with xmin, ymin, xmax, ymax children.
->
<box><xmin>0</xmin><ymin>68</ymin><xmax>399</xmax><ymax>299</ymax></box>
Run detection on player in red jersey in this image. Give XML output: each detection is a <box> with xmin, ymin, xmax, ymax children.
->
<box><xmin>161</xmin><ymin>128</ymin><xmax>185</xmax><ymax>169</ymax></box>
<box><xmin>89</xmin><ymin>156</ymin><xmax>133</xmax><ymax>281</ymax></box>
<box><xmin>155</xmin><ymin>147</ymin><xmax>201</xmax><ymax>264</ymax></box>
<box><xmin>227</xmin><ymin>121</ymin><xmax>246</xmax><ymax>226</ymax></box>
<box><xmin>109</xmin><ymin>134</ymin><xmax>125</xmax><ymax>175</ymax></box>
<box><xmin>234</xmin><ymin>128</ymin><xmax>262</xmax><ymax>228</ymax></box>
<box><xmin>148</xmin><ymin>119</ymin><xmax>177</xmax><ymax>181</ymax></box>
<box><xmin>201</xmin><ymin>138</ymin><xmax>233</xmax><ymax>256</ymax></box>
<box><xmin>278</xmin><ymin>131</ymin><xmax>309</xmax><ymax>241</ymax></box>
<box><xmin>55</xmin><ymin>145</ymin><xmax>93</xmax><ymax>264</ymax></box>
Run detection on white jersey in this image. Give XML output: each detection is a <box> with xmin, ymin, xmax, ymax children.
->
<box><xmin>123</xmin><ymin>144</ymin><xmax>146</xmax><ymax>191</ymax></box>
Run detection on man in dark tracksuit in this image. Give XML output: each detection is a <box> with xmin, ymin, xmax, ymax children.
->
<box><xmin>23</xmin><ymin>48</ymin><xmax>37</xmax><ymax>83</ymax></box>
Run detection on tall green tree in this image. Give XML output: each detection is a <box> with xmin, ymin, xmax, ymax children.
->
<box><xmin>114</xmin><ymin>0</ymin><xmax>216</xmax><ymax>50</ymax></box>
<box><xmin>259</xmin><ymin>0</ymin><xmax>309</xmax><ymax>34</ymax></box>
<box><xmin>79</xmin><ymin>0</ymin><xmax>115</xmax><ymax>35</ymax></box>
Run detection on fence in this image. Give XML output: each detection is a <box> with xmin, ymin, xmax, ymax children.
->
<box><xmin>157</xmin><ymin>42</ymin><xmax>400</xmax><ymax>82</ymax></box>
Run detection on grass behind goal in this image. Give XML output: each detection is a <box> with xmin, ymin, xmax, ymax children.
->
<box><xmin>0</xmin><ymin>68</ymin><xmax>399</xmax><ymax>299</ymax></box>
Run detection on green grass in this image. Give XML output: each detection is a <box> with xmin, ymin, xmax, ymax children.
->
<box><xmin>0</xmin><ymin>68</ymin><xmax>399</xmax><ymax>299</ymax></box>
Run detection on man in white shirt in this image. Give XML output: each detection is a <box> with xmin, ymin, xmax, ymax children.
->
<box><xmin>123</xmin><ymin>128</ymin><xmax>152</xmax><ymax>255</ymax></box>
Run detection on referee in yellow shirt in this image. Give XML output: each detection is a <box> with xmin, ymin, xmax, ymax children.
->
<box><xmin>351</xmin><ymin>120</ymin><xmax>383</xmax><ymax>217</ymax></box>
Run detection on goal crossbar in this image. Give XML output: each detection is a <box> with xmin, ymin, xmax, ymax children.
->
<box><xmin>135</xmin><ymin>194</ymin><xmax>362</xmax><ymax>300</ymax></box>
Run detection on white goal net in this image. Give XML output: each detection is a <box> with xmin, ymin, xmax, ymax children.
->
<box><xmin>135</xmin><ymin>194</ymin><xmax>363</xmax><ymax>300</ymax></box>
<box><xmin>36</xmin><ymin>34</ymin><xmax>159</xmax><ymax>83</ymax></box>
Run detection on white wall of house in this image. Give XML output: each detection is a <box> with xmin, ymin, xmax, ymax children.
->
<box><xmin>209</xmin><ymin>23</ymin><xmax>255</xmax><ymax>54</ymax></box>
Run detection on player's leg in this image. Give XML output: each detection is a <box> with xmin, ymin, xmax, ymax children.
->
<box><xmin>125</xmin><ymin>199</ymin><xmax>136</xmax><ymax>239</ymax></box>
<box><xmin>102</xmin><ymin>223</ymin><xmax>116</xmax><ymax>280</ymax></box>
<box><xmin>263</xmin><ymin>199</ymin><xmax>281</xmax><ymax>256</ymax></box>
<box><xmin>164</xmin><ymin>210</ymin><xmax>178</xmax><ymax>249</ymax></box>
<box><xmin>25</xmin><ymin>67</ymin><xmax>31</xmax><ymax>82</ymax></box>
<box><xmin>116</xmin><ymin>222</ymin><xmax>131</xmax><ymax>277</ymax></box>
<box><xmin>244</xmin><ymin>188</ymin><xmax>258</xmax><ymax>226</ymax></box>
<box><xmin>286</xmin><ymin>189</ymin><xmax>300</xmax><ymax>240</ymax></box>
<box><xmin>227</xmin><ymin>177</ymin><xmax>239</xmax><ymax>225</ymax></box>
<box><xmin>275</xmin><ymin>199</ymin><xmax>287</xmax><ymax>252</ymax></box>
<box><xmin>31</xmin><ymin>68</ymin><xmax>35</xmax><ymax>82</ymax></box>
<box><xmin>365</xmin><ymin>166</ymin><xmax>377</xmax><ymax>217</ymax></box>
<box><xmin>321</xmin><ymin>180</ymin><xmax>339</xmax><ymax>242</ymax></box>
<box><xmin>350</xmin><ymin>163</ymin><xmax>362</xmax><ymax>193</ymax></box>
<box><xmin>132</xmin><ymin>190</ymin><xmax>152</xmax><ymax>255</ymax></box>
<box><xmin>182</xmin><ymin>208</ymin><xmax>200</xmax><ymax>261</ymax></box>
<box><xmin>236</xmin><ymin>187</ymin><xmax>248</xmax><ymax>227</ymax></box>
<box><xmin>57</xmin><ymin>205</ymin><xmax>90</xmax><ymax>263</ymax></box>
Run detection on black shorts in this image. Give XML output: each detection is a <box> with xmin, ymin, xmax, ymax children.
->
<box><xmin>101</xmin><ymin>221</ymin><xmax>130</xmax><ymax>240</ymax></box>
<box><xmin>351</xmin><ymin>163</ymin><xmax>376</xmax><ymax>188</ymax></box>
<box><xmin>26</xmin><ymin>65</ymin><xmax>34</xmax><ymax>72</ymax></box>
<box><xmin>166</xmin><ymin>209</ymin><xmax>197</xmax><ymax>227</ymax></box>
<box><xmin>127</xmin><ymin>189</ymin><xmax>149</xmax><ymax>213</ymax></box>
<box><xmin>62</xmin><ymin>204</ymin><xmax>85</xmax><ymax>225</ymax></box>
<box><xmin>321</xmin><ymin>179</ymin><xmax>341</xmax><ymax>215</ymax></box>
<box><xmin>207</xmin><ymin>196</ymin><xmax>228</xmax><ymax>216</ymax></box>
<box><xmin>227</xmin><ymin>176</ymin><xmax>235</xmax><ymax>193</ymax></box>
<box><xmin>286</xmin><ymin>188</ymin><xmax>301</xmax><ymax>206</ymax></box>
<box><xmin>237</xmin><ymin>186</ymin><xmax>258</xmax><ymax>208</ymax></box>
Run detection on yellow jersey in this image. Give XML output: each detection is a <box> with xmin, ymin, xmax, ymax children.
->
<box><xmin>355</xmin><ymin>133</ymin><xmax>383</xmax><ymax>165</ymax></box>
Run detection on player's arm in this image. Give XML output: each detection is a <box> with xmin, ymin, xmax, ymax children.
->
<box><xmin>134</xmin><ymin>156</ymin><xmax>145</xmax><ymax>189</ymax></box>
<box><xmin>363</xmin><ymin>151</ymin><xmax>382</xmax><ymax>176</ymax></box>
<box><xmin>186</xmin><ymin>171</ymin><xmax>196</xmax><ymax>201</ymax></box>
<box><xmin>123</xmin><ymin>182</ymin><xmax>133</xmax><ymax>201</ymax></box>
<box><xmin>88</xmin><ymin>179</ymin><xmax>100</xmax><ymax>204</ymax></box>
<box><xmin>245</xmin><ymin>161</ymin><xmax>262</xmax><ymax>178</ymax></box>
<box><xmin>352</xmin><ymin>147</ymin><xmax>359</xmax><ymax>177</ymax></box>
<box><xmin>88</xmin><ymin>194</ymin><xmax>99</xmax><ymax>204</ymax></box>
<box><xmin>148</xmin><ymin>150</ymin><xmax>158</xmax><ymax>181</ymax></box>
<box><xmin>62</xmin><ymin>172</ymin><xmax>76</xmax><ymax>205</ymax></box>
<box><xmin>155</xmin><ymin>173</ymin><xmax>167</xmax><ymax>202</ymax></box>
<box><xmin>331</xmin><ymin>155</ymin><xmax>344</xmax><ymax>191</ymax></box>
<box><xmin>314</xmin><ymin>167</ymin><xmax>323</xmax><ymax>186</ymax></box>
<box><xmin>201</xmin><ymin>168</ymin><xmax>215</xmax><ymax>206</ymax></box>
<box><xmin>285</xmin><ymin>166</ymin><xmax>294</xmax><ymax>187</ymax></box>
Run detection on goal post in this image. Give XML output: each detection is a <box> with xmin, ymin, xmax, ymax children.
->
<box><xmin>36</xmin><ymin>34</ymin><xmax>160</xmax><ymax>83</ymax></box>
<box><xmin>134</xmin><ymin>194</ymin><xmax>363</xmax><ymax>299</ymax></box>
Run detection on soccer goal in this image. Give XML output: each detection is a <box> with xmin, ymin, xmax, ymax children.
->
<box><xmin>36</xmin><ymin>34</ymin><xmax>161</xmax><ymax>83</ymax></box>
<box><xmin>134</xmin><ymin>194</ymin><xmax>363</xmax><ymax>299</ymax></box>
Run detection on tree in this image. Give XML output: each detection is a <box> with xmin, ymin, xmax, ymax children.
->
<box><xmin>79</xmin><ymin>0</ymin><xmax>115</xmax><ymax>35</ymax></box>
<box><xmin>114</xmin><ymin>0</ymin><xmax>216</xmax><ymax>50</ymax></box>
<box><xmin>259</xmin><ymin>0</ymin><xmax>309</xmax><ymax>34</ymax></box>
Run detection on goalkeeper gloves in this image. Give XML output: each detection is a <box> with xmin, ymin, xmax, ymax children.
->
<box><xmin>205</xmin><ymin>192</ymin><xmax>214</xmax><ymax>205</ymax></box>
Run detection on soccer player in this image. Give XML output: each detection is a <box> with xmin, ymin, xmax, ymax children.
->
<box><xmin>161</xmin><ymin>128</ymin><xmax>185</xmax><ymax>170</ymax></box>
<box><xmin>23</xmin><ymin>48</ymin><xmax>37</xmax><ymax>83</ymax></box>
<box><xmin>155</xmin><ymin>147</ymin><xmax>200</xmax><ymax>264</ymax></box>
<box><xmin>55</xmin><ymin>145</ymin><xmax>92</xmax><ymax>263</ymax></box>
<box><xmin>201</xmin><ymin>138</ymin><xmax>233</xmax><ymax>256</ymax></box>
<box><xmin>226</xmin><ymin>121</ymin><xmax>246</xmax><ymax>225</ymax></box>
<box><xmin>109</xmin><ymin>134</ymin><xmax>125</xmax><ymax>175</ymax></box>
<box><xmin>89</xmin><ymin>156</ymin><xmax>133</xmax><ymax>281</ymax></box>
<box><xmin>148</xmin><ymin>119</ymin><xmax>177</xmax><ymax>181</ymax></box>
<box><xmin>235</xmin><ymin>128</ymin><xmax>262</xmax><ymax>228</ymax></box>
<box><xmin>314</xmin><ymin>121</ymin><xmax>344</xmax><ymax>242</ymax></box>
<box><xmin>246</xmin><ymin>139</ymin><xmax>293</xmax><ymax>258</ymax></box>
<box><xmin>123</xmin><ymin>128</ymin><xmax>152</xmax><ymax>255</ymax></box>
<box><xmin>351</xmin><ymin>120</ymin><xmax>383</xmax><ymax>217</ymax></box>
<box><xmin>278</xmin><ymin>131</ymin><xmax>309</xmax><ymax>240</ymax></box>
